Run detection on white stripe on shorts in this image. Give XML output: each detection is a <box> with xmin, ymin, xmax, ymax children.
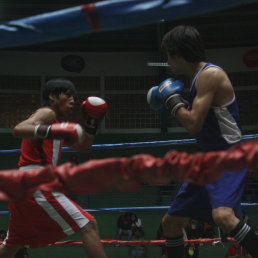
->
<box><xmin>52</xmin><ymin>192</ymin><xmax>89</xmax><ymax>229</ymax></box>
<box><xmin>33</xmin><ymin>190</ymin><xmax>75</xmax><ymax>235</ymax></box>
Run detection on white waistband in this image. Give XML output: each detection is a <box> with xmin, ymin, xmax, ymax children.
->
<box><xmin>19</xmin><ymin>165</ymin><xmax>44</xmax><ymax>171</ymax></box>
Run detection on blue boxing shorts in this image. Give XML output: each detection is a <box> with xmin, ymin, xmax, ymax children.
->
<box><xmin>167</xmin><ymin>169</ymin><xmax>247</xmax><ymax>224</ymax></box>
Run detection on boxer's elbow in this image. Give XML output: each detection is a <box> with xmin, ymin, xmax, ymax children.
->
<box><xmin>184</xmin><ymin>121</ymin><xmax>202</xmax><ymax>135</ymax></box>
<box><xmin>13</xmin><ymin>123</ymin><xmax>33</xmax><ymax>138</ymax></box>
<box><xmin>13</xmin><ymin>124</ymin><xmax>22</xmax><ymax>137</ymax></box>
<box><xmin>72</xmin><ymin>134</ymin><xmax>94</xmax><ymax>152</ymax></box>
<box><xmin>178</xmin><ymin>110</ymin><xmax>203</xmax><ymax>135</ymax></box>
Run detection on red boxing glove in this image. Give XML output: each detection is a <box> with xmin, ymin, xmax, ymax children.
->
<box><xmin>81</xmin><ymin>96</ymin><xmax>108</xmax><ymax>135</ymax></box>
<box><xmin>34</xmin><ymin>122</ymin><xmax>83</xmax><ymax>145</ymax></box>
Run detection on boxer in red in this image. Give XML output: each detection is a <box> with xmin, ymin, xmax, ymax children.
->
<box><xmin>0</xmin><ymin>78</ymin><xmax>107</xmax><ymax>258</ymax></box>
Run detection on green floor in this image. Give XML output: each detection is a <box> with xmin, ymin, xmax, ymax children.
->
<box><xmin>0</xmin><ymin>208</ymin><xmax>256</xmax><ymax>258</ymax></box>
<box><xmin>27</xmin><ymin>244</ymin><xmax>233</xmax><ymax>258</ymax></box>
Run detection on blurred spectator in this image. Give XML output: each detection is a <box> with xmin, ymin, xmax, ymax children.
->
<box><xmin>0</xmin><ymin>230</ymin><xmax>6</xmax><ymax>241</ymax></box>
<box><xmin>130</xmin><ymin>213</ymin><xmax>143</xmax><ymax>231</ymax></box>
<box><xmin>185</xmin><ymin>243</ymin><xmax>199</xmax><ymax>258</ymax></box>
<box><xmin>116</xmin><ymin>212</ymin><xmax>144</xmax><ymax>241</ymax></box>
<box><xmin>185</xmin><ymin>219</ymin><xmax>203</xmax><ymax>258</ymax></box>
<box><xmin>130</xmin><ymin>227</ymin><xmax>146</xmax><ymax>258</ymax></box>
<box><xmin>203</xmin><ymin>222</ymin><xmax>215</xmax><ymax>239</ymax></box>
<box><xmin>156</xmin><ymin>223</ymin><xmax>167</xmax><ymax>258</ymax></box>
<box><xmin>0</xmin><ymin>229</ymin><xmax>29</xmax><ymax>257</ymax></box>
<box><xmin>225</xmin><ymin>242</ymin><xmax>243</xmax><ymax>258</ymax></box>
<box><xmin>116</xmin><ymin>212</ymin><xmax>133</xmax><ymax>240</ymax></box>
<box><xmin>185</xmin><ymin>219</ymin><xmax>203</xmax><ymax>239</ymax></box>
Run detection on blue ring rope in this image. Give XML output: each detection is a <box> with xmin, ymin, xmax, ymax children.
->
<box><xmin>0</xmin><ymin>204</ymin><xmax>257</xmax><ymax>215</ymax></box>
<box><xmin>0</xmin><ymin>134</ymin><xmax>257</xmax><ymax>154</ymax></box>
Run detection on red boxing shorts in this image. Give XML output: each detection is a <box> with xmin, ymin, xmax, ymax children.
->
<box><xmin>4</xmin><ymin>167</ymin><xmax>93</xmax><ymax>248</ymax></box>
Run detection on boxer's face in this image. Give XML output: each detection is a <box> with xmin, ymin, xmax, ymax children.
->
<box><xmin>167</xmin><ymin>53</ymin><xmax>186</xmax><ymax>75</ymax></box>
<box><xmin>50</xmin><ymin>90</ymin><xmax>75</xmax><ymax>117</ymax></box>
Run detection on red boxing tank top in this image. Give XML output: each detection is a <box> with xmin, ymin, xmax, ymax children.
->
<box><xmin>18</xmin><ymin>119</ymin><xmax>64</xmax><ymax>167</ymax></box>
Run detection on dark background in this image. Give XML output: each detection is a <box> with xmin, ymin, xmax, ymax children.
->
<box><xmin>1</xmin><ymin>1</ymin><xmax>258</xmax><ymax>51</ymax></box>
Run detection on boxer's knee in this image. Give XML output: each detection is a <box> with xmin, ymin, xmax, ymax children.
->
<box><xmin>81</xmin><ymin>218</ymin><xmax>99</xmax><ymax>235</ymax></box>
<box><xmin>162</xmin><ymin>214</ymin><xmax>188</xmax><ymax>237</ymax></box>
<box><xmin>212</xmin><ymin>207</ymin><xmax>240</xmax><ymax>233</ymax></box>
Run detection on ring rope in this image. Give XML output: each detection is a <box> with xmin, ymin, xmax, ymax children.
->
<box><xmin>0</xmin><ymin>238</ymin><xmax>235</xmax><ymax>246</ymax></box>
<box><xmin>0</xmin><ymin>204</ymin><xmax>257</xmax><ymax>215</ymax></box>
<box><xmin>53</xmin><ymin>238</ymin><xmax>235</xmax><ymax>246</ymax></box>
<box><xmin>0</xmin><ymin>134</ymin><xmax>258</xmax><ymax>153</ymax></box>
<box><xmin>0</xmin><ymin>238</ymin><xmax>234</xmax><ymax>246</ymax></box>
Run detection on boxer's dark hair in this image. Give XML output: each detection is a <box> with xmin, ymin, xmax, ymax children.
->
<box><xmin>43</xmin><ymin>78</ymin><xmax>76</xmax><ymax>106</ymax></box>
<box><xmin>161</xmin><ymin>25</ymin><xmax>206</xmax><ymax>62</ymax></box>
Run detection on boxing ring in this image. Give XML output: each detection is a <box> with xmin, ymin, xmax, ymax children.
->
<box><xmin>0</xmin><ymin>136</ymin><xmax>258</xmax><ymax>257</ymax></box>
<box><xmin>0</xmin><ymin>0</ymin><xmax>258</xmax><ymax>257</ymax></box>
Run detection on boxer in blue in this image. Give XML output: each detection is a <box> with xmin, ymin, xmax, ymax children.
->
<box><xmin>147</xmin><ymin>25</ymin><xmax>258</xmax><ymax>258</ymax></box>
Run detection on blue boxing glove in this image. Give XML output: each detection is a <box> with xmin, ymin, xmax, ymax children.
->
<box><xmin>158</xmin><ymin>78</ymin><xmax>188</xmax><ymax>117</ymax></box>
<box><xmin>147</xmin><ymin>79</ymin><xmax>182</xmax><ymax>111</ymax></box>
<box><xmin>147</xmin><ymin>86</ymin><xmax>163</xmax><ymax>111</ymax></box>
<box><xmin>158</xmin><ymin>78</ymin><xmax>183</xmax><ymax>99</ymax></box>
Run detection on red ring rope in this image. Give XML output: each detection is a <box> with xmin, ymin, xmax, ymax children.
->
<box><xmin>49</xmin><ymin>238</ymin><xmax>235</xmax><ymax>246</ymax></box>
